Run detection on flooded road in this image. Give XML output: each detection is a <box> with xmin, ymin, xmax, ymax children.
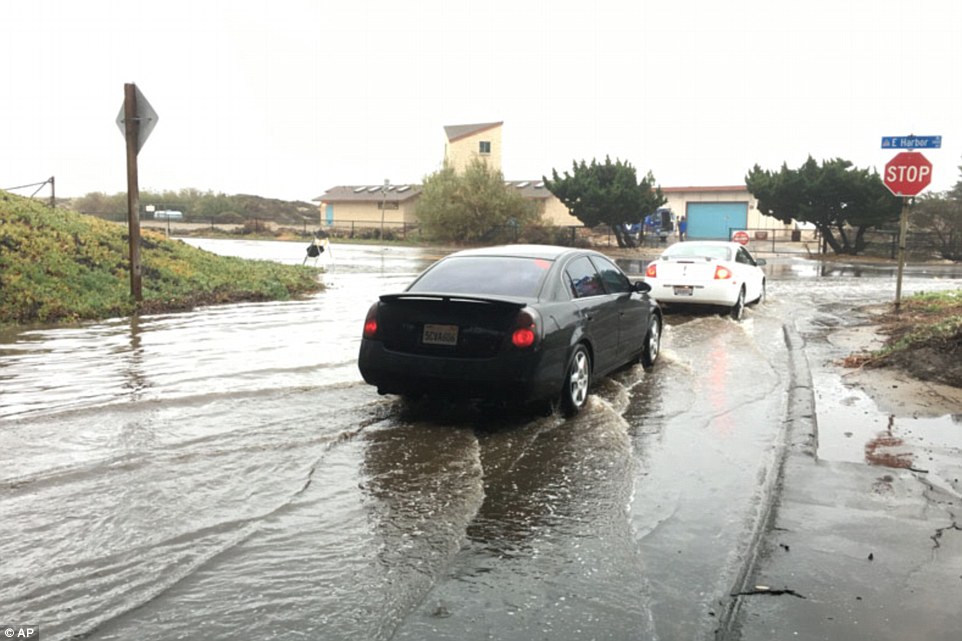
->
<box><xmin>2</xmin><ymin>240</ymin><xmax>961</xmax><ymax>640</ymax></box>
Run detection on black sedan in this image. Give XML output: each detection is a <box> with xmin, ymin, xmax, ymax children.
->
<box><xmin>357</xmin><ymin>245</ymin><xmax>662</xmax><ymax>416</ymax></box>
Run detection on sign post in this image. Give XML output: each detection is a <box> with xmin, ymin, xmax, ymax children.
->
<box><xmin>116</xmin><ymin>83</ymin><xmax>158</xmax><ymax>302</ymax></box>
<box><xmin>882</xmin><ymin>150</ymin><xmax>933</xmax><ymax>310</ymax></box>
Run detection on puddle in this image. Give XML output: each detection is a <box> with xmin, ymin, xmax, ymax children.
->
<box><xmin>815</xmin><ymin>370</ymin><xmax>962</xmax><ymax>482</ymax></box>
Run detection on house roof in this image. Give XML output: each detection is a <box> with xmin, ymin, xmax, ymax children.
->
<box><xmin>316</xmin><ymin>184</ymin><xmax>424</xmax><ymax>203</ymax></box>
<box><xmin>314</xmin><ymin>182</ymin><xmax>744</xmax><ymax>204</ymax></box>
<box><xmin>316</xmin><ymin>180</ymin><xmax>552</xmax><ymax>203</ymax></box>
<box><xmin>504</xmin><ymin>180</ymin><xmax>553</xmax><ymax>200</ymax></box>
<box><xmin>443</xmin><ymin>121</ymin><xmax>503</xmax><ymax>142</ymax></box>
<box><xmin>662</xmin><ymin>185</ymin><xmax>748</xmax><ymax>194</ymax></box>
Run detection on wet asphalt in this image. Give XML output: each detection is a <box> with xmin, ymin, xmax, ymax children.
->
<box><xmin>1</xmin><ymin>241</ymin><xmax>961</xmax><ymax>641</ymax></box>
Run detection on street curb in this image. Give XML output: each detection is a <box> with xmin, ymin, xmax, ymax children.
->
<box><xmin>714</xmin><ymin>323</ymin><xmax>818</xmax><ymax>640</ymax></box>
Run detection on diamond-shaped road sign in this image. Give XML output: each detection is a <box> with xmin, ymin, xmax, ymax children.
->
<box><xmin>116</xmin><ymin>85</ymin><xmax>158</xmax><ymax>153</ymax></box>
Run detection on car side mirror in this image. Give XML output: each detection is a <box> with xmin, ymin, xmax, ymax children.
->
<box><xmin>756</xmin><ymin>258</ymin><xmax>767</xmax><ymax>266</ymax></box>
<box><xmin>632</xmin><ymin>280</ymin><xmax>652</xmax><ymax>293</ymax></box>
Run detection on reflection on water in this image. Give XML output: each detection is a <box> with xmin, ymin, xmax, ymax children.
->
<box><xmin>763</xmin><ymin>256</ymin><xmax>962</xmax><ymax>280</ymax></box>
<box><xmin>0</xmin><ymin>241</ymin><xmax>440</xmax><ymax>420</ymax></box>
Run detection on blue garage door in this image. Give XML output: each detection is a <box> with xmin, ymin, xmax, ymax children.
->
<box><xmin>686</xmin><ymin>202</ymin><xmax>748</xmax><ymax>240</ymax></box>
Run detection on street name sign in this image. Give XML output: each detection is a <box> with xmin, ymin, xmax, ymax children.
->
<box><xmin>881</xmin><ymin>135</ymin><xmax>941</xmax><ymax>150</ymax></box>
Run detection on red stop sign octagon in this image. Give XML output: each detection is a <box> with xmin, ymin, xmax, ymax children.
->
<box><xmin>884</xmin><ymin>151</ymin><xmax>932</xmax><ymax>197</ymax></box>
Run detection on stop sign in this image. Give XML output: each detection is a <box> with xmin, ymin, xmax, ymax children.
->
<box><xmin>884</xmin><ymin>151</ymin><xmax>932</xmax><ymax>197</ymax></box>
<box><xmin>732</xmin><ymin>230</ymin><xmax>750</xmax><ymax>245</ymax></box>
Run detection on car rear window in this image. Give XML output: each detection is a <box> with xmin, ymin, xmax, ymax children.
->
<box><xmin>408</xmin><ymin>256</ymin><xmax>552</xmax><ymax>298</ymax></box>
<box><xmin>664</xmin><ymin>244</ymin><xmax>732</xmax><ymax>260</ymax></box>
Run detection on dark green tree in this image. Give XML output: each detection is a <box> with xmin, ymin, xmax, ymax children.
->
<box><xmin>745</xmin><ymin>156</ymin><xmax>902</xmax><ymax>255</ymax></box>
<box><xmin>950</xmin><ymin>156</ymin><xmax>962</xmax><ymax>201</ymax></box>
<box><xmin>415</xmin><ymin>159</ymin><xmax>541</xmax><ymax>243</ymax></box>
<box><xmin>543</xmin><ymin>157</ymin><xmax>664</xmax><ymax>248</ymax></box>
<box><xmin>913</xmin><ymin>158</ymin><xmax>962</xmax><ymax>261</ymax></box>
<box><xmin>911</xmin><ymin>192</ymin><xmax>962</xmax><ymax>261</ymax></box>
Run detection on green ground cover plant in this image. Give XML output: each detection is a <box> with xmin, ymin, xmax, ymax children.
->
<box><xmin>1</xmin><ymin>192</ymin><xmax>323</xmax><ymax>326</ymax></box>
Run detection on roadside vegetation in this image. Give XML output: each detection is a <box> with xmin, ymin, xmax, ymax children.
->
<box><xmin>415</xmin><ymin>159</ymin><xmax>542</xmax><ymax>243</ymax></box>
<box><xmin>845</xmin><ymin>290</ymin><xmax>962</xmax><ymax>387</ymax></box>
<box><xmin>545</xmin><ymin>156</ymin><xmax>665</xmax><ymax>249</ymax></box>
<box><xmin>69</xmin><ymin>188</ymin><xmax>318</xmax><ymax>227</ymax></box>
<box><xmin>0</xmin><ymin>192</ymin><xmax>323</xmax><ymax>326</ymax></box>
<box><xmin>746</xmin><ymin>157</ymin><xmax>902</xmax><ymax>256</ymax></box>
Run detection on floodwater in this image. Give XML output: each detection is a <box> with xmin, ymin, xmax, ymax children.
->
<box><xmin>2</xmin><ymin>239</ymin><xmax>961</xmax><ymax>641</ymax></box>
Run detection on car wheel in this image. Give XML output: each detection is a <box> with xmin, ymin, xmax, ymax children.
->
<box><xmin>730</xmin><ymin>287</ymin><xmax>746</xmax><ymax>321</ymax></box>
<box><xmin>641</xmin><ymin>314</ymin><xmax>661</xmax><ymax>369</ymax></box>
<box><xmin>561</xmin><ymin>345</ymin><xmax>591</xmax><ymax>418</ymax></box>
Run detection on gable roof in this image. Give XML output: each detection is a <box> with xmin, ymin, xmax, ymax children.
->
<box><xmin>314</xmin><ymin>180</ymin><xmax>553</xmax><ymax>204</ymax></box>
<box><xmin>503</xmin><ymin>180</ymin><xmax>553</xmax><ymax>200</ymax></box>
<box><xmin>316</xmin><ymin>184</ymin><xmax>423</xmax><ymax>203</ymax></box>
<box><xmin>444</xmin><ymin>121</ymin><xmax>503</xmax><ymax>142</ymax></box>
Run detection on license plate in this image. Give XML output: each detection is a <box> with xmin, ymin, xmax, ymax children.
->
<box><xmin>673</xmin><ymin>286</ymin><xmax>694</xmax><ymax>296</ymax></box>
<box><xmin>422</xmin><ymin>323</ymin><xmax>458</xmax><ymax>346</ymax></box>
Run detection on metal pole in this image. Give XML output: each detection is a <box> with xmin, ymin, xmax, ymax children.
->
<box><xmin>894</xmin><ymin>197</ymin><xmax>909</xmax><ymax>310</ymax></box>
<box><xmin>123</xmin><ymin>83</ymin><xmax>143</xmax><ymax>302</ymax></box>
<box><xmin>49</xmin><ymin>176</ymin><xmax>55</xmax><ymax>209</ymax></box>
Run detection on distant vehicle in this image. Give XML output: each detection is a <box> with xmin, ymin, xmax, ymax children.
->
<box><xmin>644</xmin><ymin>241</ymin><xmax>766</xmax><ymax>320</ymax></box>
<box><xmin>153</xmin><ymin>210</ymin><xmax>184</xmax><ymax>220</ymax></box>
<box><xmin>641</xmin><ymin>208</ymin><xmax>675</xmax><ymax>243</ymax></box>
<box><xmin>357</xmin><ymin>245</ymin><xmax>663</xmax><ymax>416</ymax></box>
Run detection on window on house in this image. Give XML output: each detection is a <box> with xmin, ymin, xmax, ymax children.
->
<box><xmin>479</xmin><ymin>141</ymin><xmax>491</xmax><ymax>154</ymax></box>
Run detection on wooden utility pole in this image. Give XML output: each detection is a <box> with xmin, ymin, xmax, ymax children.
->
<box><xmin>123</xmin><ymin>83</ymin><xmax>143</xmax><ymax>302</ymax></box>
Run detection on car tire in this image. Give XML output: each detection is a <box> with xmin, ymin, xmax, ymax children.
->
<box><xmin>560</xmin><ymin>345</ymin><xmax>591</xmax><ymax>418</ymax></box>
<box><xmin>730</xmin><ymin>287</ymin><xmax>746</xmax><ymax>321</ymax></box>
<box><xmin>641</xmin><ymin>314</ymin><xmax>661</xmax><ymax>369</ymax></box>
<box><xmin>528</xmin><ymin>397</ymin><xmax>559</xmax><ymax>418</ymax></box>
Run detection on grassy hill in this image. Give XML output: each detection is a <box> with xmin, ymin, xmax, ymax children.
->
<box><xmin>0</xmin><ymin>191</ymin><xmax>323</xmax><ymax>326</ymax></box>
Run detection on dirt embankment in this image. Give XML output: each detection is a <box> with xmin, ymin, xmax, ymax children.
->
<box><xmin>845</xmin><ymin>302</ymin><xmax>962</xmax><ymax>390</ymax></box>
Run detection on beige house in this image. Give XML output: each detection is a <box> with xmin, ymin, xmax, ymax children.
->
<box><xmin>316</xmin><ymin>121</ymin><xmax>581</xmax><ymax>230</ymax></box>
<box><xmin>315</xmin><ymin>121</ymin><xmax>789</xmax><ymax>238</ymax></box>
<box><xmin>443</xmin><ymin>122</ymin><xmax>504</xmax><ymax>174</ymax></box>
<box><xmin>315</xmin><ymin>183</ymin><xmax>422</xmax><ymax>231</ymax></box>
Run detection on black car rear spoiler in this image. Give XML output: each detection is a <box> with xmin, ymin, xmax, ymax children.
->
<box><xmin>379</xmin><ymin>292</ymin><xmax>528</xmax><ymax>308</ymax></box>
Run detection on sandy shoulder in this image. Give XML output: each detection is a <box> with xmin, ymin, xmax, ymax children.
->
<box><xmin>830</xmin><ymin>322</ymin><xmax>962</xmax><ymax>417</ymax></box>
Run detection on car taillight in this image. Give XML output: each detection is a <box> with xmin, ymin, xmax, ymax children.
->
<box><xmin>511</xmin><ymin>309</ymin><xmax>539</xmax><ymax>349</ymax></box>
<box><xmin>645</xmin><ymin>262</ymin><xmax>657</xmax><ymax>278</ymax></box>
<box><xmin>714</xmin><ymin>265</ymin><xmax>733</xmax><ymax>280</ymax></box>
<box><xmin>362</xmin><ymin>303</ymin><xmax>379</xmax><ymax>339</ymax></box>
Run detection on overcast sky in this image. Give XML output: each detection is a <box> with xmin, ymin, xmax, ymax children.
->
<box><xmin>3</xmin><ymin>0</ymin><xmax>961</xmax><ymax>203</ymax></box>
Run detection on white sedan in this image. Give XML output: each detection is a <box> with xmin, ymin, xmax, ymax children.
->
<box><xmin>644</xmin><ymin>241</ymin><xmax>767</xmax><ymax>320</ymax></box>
